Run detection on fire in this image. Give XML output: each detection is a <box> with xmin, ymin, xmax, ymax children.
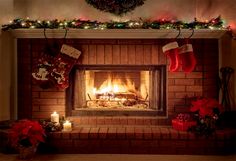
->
<box><xmin>85</xmin><ymin>71</ymin><xmax>149</xmax><ymax>109</ymax></box>
<box><xmin>93</xmin><ymin>76</ymin><xmax>136</xmax><ymax>97</ymax></box>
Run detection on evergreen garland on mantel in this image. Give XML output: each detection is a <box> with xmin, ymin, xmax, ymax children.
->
<box><xmin>2</xmin><ymin>16</ymin><xmax>227</xmax><ymax>31</ymax></box>
<box><xmin>85</xmin><ymin>0</ymin><xmax>146</xmax><ymax>16</ymax></box>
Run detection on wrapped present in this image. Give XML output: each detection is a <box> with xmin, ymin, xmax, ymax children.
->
<box><xmin>172</xmin><ymin>113</ymin><xmax>197</xmax><ymax>131</ymax></box>
<box><xmin>172</xmin><ymin>119</ymin><xmax>197</xmax><ymax>131</ymax></box>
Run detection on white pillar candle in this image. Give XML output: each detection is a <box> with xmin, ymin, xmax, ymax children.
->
<box><xmin>51</xmin><ymin>111</ymin><xmax>59</xmax><ymax>124</ymax></box>
<box><xmin>63</xmin><ymin>120</ymin><xmax>72</xmax><ymax>132</ymax></box>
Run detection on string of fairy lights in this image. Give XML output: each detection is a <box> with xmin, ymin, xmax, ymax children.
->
<box><xmin>1</xmin><ymin>16</ymin><xmax>230</xmax><ymax>31</ymax></box>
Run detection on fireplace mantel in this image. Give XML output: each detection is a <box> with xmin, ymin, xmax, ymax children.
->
<box><xmin>9</xmin><ymin>29</ymin><xmax>228</xmax><ymax>39</ymax></box>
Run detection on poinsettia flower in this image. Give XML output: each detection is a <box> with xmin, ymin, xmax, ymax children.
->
<box><xmin>199</xmin><ymin>106</ymin><xmax>213</xmax><ymax>116</ymax></box>
<box><xmin>21</xmin><ymin>126</ymin><xmax>31</xmax><ymax>135</ymax></box>
<box><xmin>9</xmin><ymin>119</ymin><xmax>45</xmax><ymax>147</ymax></box>
<box><xmin>190</xmin><ymin>97</ymin><xmax>223</xmax><ymax>117</ymax></box>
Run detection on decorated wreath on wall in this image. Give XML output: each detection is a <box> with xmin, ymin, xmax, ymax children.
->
<box><xmin>85</xmin><ymin>0</ymin><xmax>146</xmax><ymax>16</ymax></box>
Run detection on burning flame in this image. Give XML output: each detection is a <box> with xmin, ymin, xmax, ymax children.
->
<box><xmin>93</xmin><ymin>76</ymin><xmax>135</xmax><ymax>95</ymax></box>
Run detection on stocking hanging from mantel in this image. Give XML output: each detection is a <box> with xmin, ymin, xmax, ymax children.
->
<box><xmin>162</xmin><ymin>41</ymin><xmax>180</xmax><ymax>72</ymax></box>
<box><xmin>50</xmin><ymin>44</ymin><xmax>81</xmax><ymax>89</ymax></box>
<box><xmin>32</xmin><ymin>44</ymin><xmax>81</xmax><ymax>89</ymax></box>
<box><xmin>32</xmin><ymin>42</ymin><xmax>60</xmax><ymax>89</ymax></box>
<box><xmin>178</xmin><ymin>43</ymin><xmax>197</xmax><ymax>73</ymax></box>
<box><xmin>162</xmin><ymin>41</ymin><xmax>197</xmax><ymax>73</ymax></box>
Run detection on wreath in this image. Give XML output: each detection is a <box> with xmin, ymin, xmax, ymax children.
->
<box><xmin>85</xmin><ymin>0</ymin><xmax>146</xmax><ymax>16</ymax></box>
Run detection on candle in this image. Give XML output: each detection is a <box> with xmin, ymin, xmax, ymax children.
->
<box><xmin>51</xmin><ymin>111</ymin><xmax>59</xmax><ymax>124</ymax></box>
<box><xmin>63</xmin><ymin>120</ymin><xmax>72</xmax><ymax>132</ymax></box>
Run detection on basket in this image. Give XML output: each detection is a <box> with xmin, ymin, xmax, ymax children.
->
<box><xmin>18</xmin><ymin>145</ymin><xmax>37</xmax><ymax>159</ymax></box>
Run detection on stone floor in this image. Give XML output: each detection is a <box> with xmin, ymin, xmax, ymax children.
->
<box><xmin>0</xmin><ymin>154</ymin><xmax>236</xmax><ymax>161</ymax></box>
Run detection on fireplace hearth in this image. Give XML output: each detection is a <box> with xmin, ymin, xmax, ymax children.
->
<box><xmin>69</xmin><ymin>65</ymin><xmax>166</xmax><ymax>116</ymax></box>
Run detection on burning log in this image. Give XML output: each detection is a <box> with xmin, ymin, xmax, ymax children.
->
<box><xmin>122</xmin><ymin>99</ymin><xmax>137</xmax><ymax>106</ymax></box>
<box><xmin>95</xmin><ymin>92</ymin><xmax>138</xmax><ymax>100</ymax></box>
<box><xmin>88</xmin><ymin>91</ymin><xmax>149</xmax><ymax>109</ymax></box>
<box><xmin>114</xmin><ymin>92</ymin><xmax>137</xmax><ymax>99</ymax></box>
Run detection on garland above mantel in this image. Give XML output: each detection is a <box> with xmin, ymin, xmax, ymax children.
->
<box><xmin>2</xmin><ymin>16</ymin><xmax>228</xmax><ymax>31</ymax></box>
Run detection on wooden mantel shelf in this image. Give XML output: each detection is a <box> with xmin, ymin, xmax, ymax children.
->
<box><xmin>9</xmin><ymin>29</ymin><xmax>228</xmax><ymax>39</ymax></box>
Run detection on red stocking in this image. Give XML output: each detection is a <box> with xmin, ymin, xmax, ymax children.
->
<box><xmin>32</xmin><ymin>53</ymin><xmax>55</xmax><ymax>89</ymax></box>
<box><xmin>50</xmin><ymin>44</ymin><xmax>81</xmax><ymax>89</ymax></box>
<box><xmin>179</xmin><ymin>44</ymin><xmax>197</xmax><ymax>73</ymax></box>
<box><xmin>162</xmin><ymin>41</ymin><xmax>180</xmax><ymax>72</ymax></box>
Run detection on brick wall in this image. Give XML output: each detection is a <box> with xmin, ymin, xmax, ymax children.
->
<box><xmin>17</xmin><ymin>39</ymin><xmax>219</xmax><ymax>123</ymax></box>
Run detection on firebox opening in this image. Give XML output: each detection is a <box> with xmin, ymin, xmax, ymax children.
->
<box><xmin>85</xmin><ymin>70</ymin><xmax>150</xmax><ymax>110</ymax></box>
<box><xmin>69</xmin><ymin>65</ymin><xmax>166</xmax><ymax>116</ymax></box>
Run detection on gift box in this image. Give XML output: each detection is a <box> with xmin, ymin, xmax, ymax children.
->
<box><xmin>172</xmin><ymin>119</ymin><xmax>197</xmax><ymax>131</ymax></box>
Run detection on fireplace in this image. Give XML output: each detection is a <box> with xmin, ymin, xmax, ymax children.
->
<box><xmin>14</xmin><ymin>36</ymin><xmax>219</xmax><ymax>125</ymax></box>
<box><xmin>69</xmin><ymin>65</ymin><xmax>166</xmax><ymax>116</ymax></box>
<box><xmin>0</xmin><ymin>29</ymin><xmax>234</xmax><ymax>155</ymax></box>
<box><xmin>5</xmin><ymin>29</ymin><xmax>234</xmax><ymax>155</ymax></box>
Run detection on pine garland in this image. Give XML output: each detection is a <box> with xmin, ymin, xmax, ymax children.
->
<box><xmin>1</xmin><ymin>16</ymin><xmax>227</xmax><ymax>31</ymax></box>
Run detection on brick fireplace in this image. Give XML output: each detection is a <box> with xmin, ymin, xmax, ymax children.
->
<box><xmin>18</xmin><ymin>38</ymin><xmax>219</xmax><ymax>124</ymax></box>
<box><xmin>0</xmin><ymin>33</ymin><xmax>230</xmax><ymax>154</ymax></box>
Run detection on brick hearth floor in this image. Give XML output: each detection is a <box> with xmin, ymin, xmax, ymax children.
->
<box><xmin>43</xmin><ymin>125</ymin><xmax>236</xmax><ymax>155</ymax></box>
<box><xmin>1</xmin><ymin>118</ymin><xmax>236</xmax><ymax>155</ymax></box>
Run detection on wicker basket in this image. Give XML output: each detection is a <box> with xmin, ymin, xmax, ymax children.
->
<box><xmin>18</xmin><ymin>145</ymin><xmax>37</xmax><ymax>159</ymax></box>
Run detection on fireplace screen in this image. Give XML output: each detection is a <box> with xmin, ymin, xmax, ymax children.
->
<box><xmin>71</xmin><ymin>65</ymin><xmax>166</xmax><ymax>116</ymax></box>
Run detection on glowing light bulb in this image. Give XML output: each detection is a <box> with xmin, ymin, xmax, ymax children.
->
<box><xmin>129</xmin><ymin>22</ymin><xmax>134</xmax><ymax>27</ymax></box>
<box><xmin>21</xmin><ymin>22</ymin><xmax>26</xmax><ymax>26</ymax></box>
<box><xmin>84</xmin><ymin>25</ymin><xmax>89</xmax><ymax>29</ymax></box>
<box><xmin>209</xmin><ymin>26</ymin><xmax>214</xmax><ymax>30</ymax></box>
